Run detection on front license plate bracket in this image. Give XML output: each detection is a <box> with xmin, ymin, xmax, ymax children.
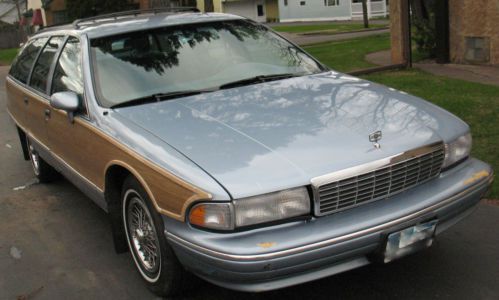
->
<box><xmin>383</xmin><ymin>219</ymin><xmax>438</xmax><ymax>263</ymax></box>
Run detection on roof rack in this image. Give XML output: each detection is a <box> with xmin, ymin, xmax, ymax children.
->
<box><xmin>72</xmin><ymin>7</ymin><xmax>200</xmax><ymax>29</ymax></box>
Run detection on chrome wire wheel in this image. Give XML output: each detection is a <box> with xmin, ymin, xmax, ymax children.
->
<box><xmin>124</xmin><ymin>191</ymin><xmax>161</xmax><ymax>281</ymax></box>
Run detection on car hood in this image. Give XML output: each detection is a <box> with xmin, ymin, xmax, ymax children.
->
<box><xmin>115</xmin><ymin>71</ymin><xmax>468</xmax><ymax>199</ymax></box>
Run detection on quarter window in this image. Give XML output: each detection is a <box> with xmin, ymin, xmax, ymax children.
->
<box><xmin>9</xmin><ymin>38</ymin><xmax>48</xmax><ymax>84</ymax></box>
<box><xmin>30</xmin><ymin>36</ymin><xmax>64</xmax><ymax>93</ymax></box>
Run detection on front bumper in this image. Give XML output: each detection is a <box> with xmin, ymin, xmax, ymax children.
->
<box><xmin>164</xmin><ymin>158</ymin><xmax>493</xmax><ymax>292</ymax></box>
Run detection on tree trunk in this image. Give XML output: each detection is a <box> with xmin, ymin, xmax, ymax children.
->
<box><xmin>362</xmin><ymin>0</ymin><xmax>369</xmax><ymax>28</ymax></box>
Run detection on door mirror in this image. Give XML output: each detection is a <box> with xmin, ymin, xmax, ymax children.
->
<box><xmin>50</xmin><ymin>91</ymin><xmax>79</xmax><ymax>123</ymax></box>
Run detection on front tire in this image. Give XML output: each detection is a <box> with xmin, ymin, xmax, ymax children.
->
<box><xmin>26</xmin><ymin>136</ymin><xmax>58</xmax><ymax>183</ymax></box>
<box><xmin>122</xmin><ymin>175</ymin><xmax>186</xmax><ymax>297</ymax></box>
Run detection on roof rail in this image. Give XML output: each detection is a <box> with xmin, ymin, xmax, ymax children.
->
<box><xmin>72</xmin><ymin>7</ymin><xmax>200</xmax><ymax>29</ymax></box>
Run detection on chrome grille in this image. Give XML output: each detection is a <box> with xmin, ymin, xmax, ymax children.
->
<box><xmin>314</xmin><ymin>143</ymin><xmax>445</xmax><ymax>216</ymax></box>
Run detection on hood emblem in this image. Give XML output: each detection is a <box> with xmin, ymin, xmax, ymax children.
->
<box><xmin>369</xmin><ymin>130</ymin><xmax>382</xmax><ymax>149</ymax></box>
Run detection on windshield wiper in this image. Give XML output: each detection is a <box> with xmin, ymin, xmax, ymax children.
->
<box><xmin>218</xmin><ymin>73</ymin><xmax>301</xmax><ymax>90</ymax></box>
<box><xmin>110</xmin><ymin>89</ymin><xmax>218</xmax><ymax>109</ymax></box>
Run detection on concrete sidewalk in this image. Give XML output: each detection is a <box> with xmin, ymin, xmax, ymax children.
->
<box><xmin>281</xmin><ymin>28</ymin><xmax>389</xmax><ymax>46</ymax></box>
<box><xmin>365</xmin><ymin>50</ymin><xmax>499</xmax><ymax>87</ymax></box>
<box><xmin>267</xmin><ymin>19</ymin><xmax>390</xmax><ymax>27</ymax></box>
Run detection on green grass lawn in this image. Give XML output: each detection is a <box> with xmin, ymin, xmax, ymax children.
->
<box><xmin>306</xmin><ymin>34</ymin><xmax>498</xmax><ymax>198</ymax></box>
<box><xmin>272</xmin><ymin>23</ymin><xmax>386</xmax><ymax>34</ymax></box>
<box><xmin>0</xmin><ymin>48</ymin><xmax>18</xmax><ymax>65</ymax></box>
<box><xmin>304</xmin><ymin>34</ymin><xmax>390</xmax><ymax>72</ymax></box>
<box><xmin>363</xmin><ymin>70</ymin><xmax>499</xmax><ymax>198</ymax></box>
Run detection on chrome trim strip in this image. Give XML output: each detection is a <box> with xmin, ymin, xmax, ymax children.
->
<box><xmin>166</xmin><ymin>171</ymin><xmax>493</xmax><ymax>262</ymax></box>
<box><xmin>310</xmin><ymin>142</ymin><xmax>444</xmax><ymax>187</ymax></box>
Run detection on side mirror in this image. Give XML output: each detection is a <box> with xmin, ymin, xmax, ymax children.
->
<box><xmin>50</xmin><ymin>91</ymin><xmax>79</xmax><ymax>123</ymax></box>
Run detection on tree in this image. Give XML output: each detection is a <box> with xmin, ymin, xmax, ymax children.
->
<box><xmin>410</xmin><ymin>0</ymin><xmax>436</xmax><ymax>58</ymax></box>
<box><xmin>65</xmin><ymin>0</ymin><xmax>132</xmax><ymax>20</ymax></box>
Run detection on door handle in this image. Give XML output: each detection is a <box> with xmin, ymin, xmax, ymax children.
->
<box><xmin>23</xmin><ymin>96</ymin><xmax>28</xmax><ymax>105</ymax></box>
<box><xmin>44</xmin><ymin>109</ymin><xmax>51</xmax><ymax>120</ymax></box>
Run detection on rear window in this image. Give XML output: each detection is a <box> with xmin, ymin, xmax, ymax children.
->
<box><xmin>9</xmin><ymin>38</ymin><xmax>48</xmax><ymax>84</ymax></box>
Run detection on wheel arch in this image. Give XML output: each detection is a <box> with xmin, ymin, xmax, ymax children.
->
<box><xmin>104</xmin><ymin>161</ymin><xmax>159</xmax><ymax>253</ymax></box>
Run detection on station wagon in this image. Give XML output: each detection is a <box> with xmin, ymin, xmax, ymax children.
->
<box><xmin>5</xmin><ymin>9</ymin><xmax>493</xmax><ymax>297</ymax></box>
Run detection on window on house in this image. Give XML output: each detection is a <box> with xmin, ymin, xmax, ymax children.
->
<box><xmin>284</xmin><ymin>0</ymin><xmax>288</xmax><ymax>6</ymax></box>
<box><xmin>324</xmin><ymin>0</ymin><xmax>340</xmax><ymax>6</ymax></box>
<box><xmin>300</xmin><ymin>1</ymin><xmax>306</xmax><ymax>5</ymax></box>
<box><xmin>52</xmin><ymin>10</ymin><xmax>69</xmax><ymax>25</ymax></box>
<box><xmin>257</xmin><ymin>4</ymin><xmax>264</xmax><ymax>16</ymax></box>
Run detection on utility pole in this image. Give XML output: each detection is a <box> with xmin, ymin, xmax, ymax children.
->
<box><xmin>361</xmin><ymin>0</ymin><xmax>369</xmax><ymax>28</ymax></box>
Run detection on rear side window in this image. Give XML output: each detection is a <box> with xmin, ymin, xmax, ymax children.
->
<box><xmin>9</xmin><ymin>38</ymin><xmax>48</xmax><ymax>84</ymax></box>
<box><xmin>30</xmin><ymin>36</ymin><xmax>64</xmax><ymax>93</ymax></box>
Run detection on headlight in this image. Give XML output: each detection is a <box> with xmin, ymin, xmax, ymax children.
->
<box><xmin>233</xmin><ymin>187</ymin><xmax>310</xmax><ymax>227</ymax></box>
<box><xmin>443</xmin><ymin>133</ymin><xmax>472</xmax><ymax>168</ymax></box>
<box><xmin>188</xmin><ymin>187</ymin><xmax>310</xmax><ymax>230</ymax></box>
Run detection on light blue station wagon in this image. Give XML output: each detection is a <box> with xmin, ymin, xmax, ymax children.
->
<box><xmin>5</xmin><ymin>9</ymin><xmax>493</xmax><ymax>297</ymax></box>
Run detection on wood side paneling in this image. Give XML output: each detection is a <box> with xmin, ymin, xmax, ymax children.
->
<box><xmin>47</xmin><ymin>107</ymin><xmax>212</xmax><ymax>220</ymax></box>
<box><xmin>5</xmin><ymin>79</ymin><xmax>27</xmax><ymax>129</ymax></box>
<box><xmin>7</xmin><ymin>77</ymin><xmax>212</xmax><ymax>221</ymax></box>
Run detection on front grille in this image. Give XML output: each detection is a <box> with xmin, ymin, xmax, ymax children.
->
<box><xmin>314</xmin><ymin>144</ymin><xmax>445</xmax><ymax>216</ymax></box>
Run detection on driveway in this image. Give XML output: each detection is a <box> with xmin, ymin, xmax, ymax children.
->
<box><xmin>1</xmin><ymin>65</ymin><xmax>498</xmax><ymax>299</ymax></box>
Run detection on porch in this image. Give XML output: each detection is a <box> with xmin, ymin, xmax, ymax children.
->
<box><xmin>351</xmin><ymin>0</ymin><xmax>389</xmax><ymax>20</ymax></box>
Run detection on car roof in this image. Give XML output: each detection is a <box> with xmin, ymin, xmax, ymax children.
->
<box><xmin>33</xmin><ymin>12</ymin><xmax>245</xmax><ymax>39</ymax></box>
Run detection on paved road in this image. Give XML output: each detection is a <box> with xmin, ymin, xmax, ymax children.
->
<box><xmin>1</xmin><ymin>65</ymin><xmax>498</xmax><ymax>300</ymax></box>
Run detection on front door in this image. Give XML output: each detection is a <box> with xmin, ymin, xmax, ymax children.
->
<box><xmin>46</xmin><ymin>37</ymin><xmax>90</xmax><ymax>177</ymax></box>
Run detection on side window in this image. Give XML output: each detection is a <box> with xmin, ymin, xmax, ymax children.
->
<box><xmin>9</xmin><ymin>38</ymin><xmax>48</xmax><ymax>84</ymax></box>
<box><xmin>30</xmin><ymin>36</ymin><xmax>65</xmax><ymax>93</ymax></box>
<box><xmin>52</xmin><ymin>37</ymin><xmax>85</xmax><ymax>113</ymax></box>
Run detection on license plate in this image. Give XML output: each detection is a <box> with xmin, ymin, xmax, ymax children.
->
<box><xmin>384</xmin><ymin>220</ymin><xmax>438</xmax><ymax>263</ymax></box>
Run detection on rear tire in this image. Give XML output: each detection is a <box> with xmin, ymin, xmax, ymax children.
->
<box><xmin>122</xmin><ymin>175</ymin><xmax>187</xmax><ymax>297</ymax></box>
<box><xmin>26</xmin><ymin>136</ymin><xmax>58</xmax><ymax>183</ymax></box>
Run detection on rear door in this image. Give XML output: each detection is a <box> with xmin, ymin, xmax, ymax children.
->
<box><xmin>6</xmin><ymin>38</ymin><xmax>47</xmax><ymax>129</ymax></box>
<box><xmin>25</xmin><ymin>36</ymin><xmax>65</xmax><ymax>148</ymax></box>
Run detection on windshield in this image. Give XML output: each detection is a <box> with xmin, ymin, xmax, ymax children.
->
<box><xmin>90</xmin><ymin>20</ymin><xmax>325</xmax><ymax>107</ymax></box>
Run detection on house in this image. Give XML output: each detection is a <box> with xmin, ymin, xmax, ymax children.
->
<box><xmin>448</xmin><ymin>0</ymin><xmax>498</xmax><ymax>65</ymax></box>
<box><xmin>26</xmin><ymin>0</ymin><xmax>197</xmax><ymax>26</ymax></box>
<box><xmin>196</xmin><ymin>0</ymin><xmax>389</xmax><ymax>23</ymax></box>
<box><xmin>0</xmin><ymin>0</ymin><xmax>27</xmax><ymax>24</ymax></box>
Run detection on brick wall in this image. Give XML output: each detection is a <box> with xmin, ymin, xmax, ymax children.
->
<box><xmin>449</xmin><ymin>0</ymin><xmax>499</xmax><ymax>66</ymax></box>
